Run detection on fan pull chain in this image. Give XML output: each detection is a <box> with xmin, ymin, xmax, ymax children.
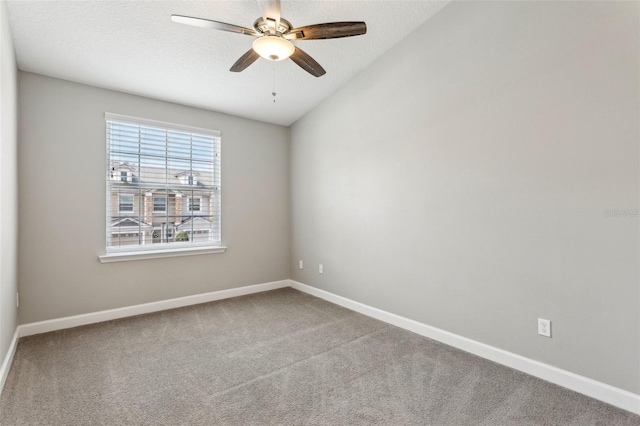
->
<box><xmin>272</xmin><ymin>64</ymin><xmax>277</xmax><ymax>103</ymax></box>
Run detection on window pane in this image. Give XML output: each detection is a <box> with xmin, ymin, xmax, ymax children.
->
<box><xmin>189</xmin><ymin>198</ymin><xmax>200</xmax><ymax>211</ymax></box>
<box><xmin>119</xmin><ymin>195</ymin><xmax>134</xmax><ymax>212</ymax></box>
<box><xmin>153</xmin><ymin>197</ymin><xmax>167</xmax><ymax>212</ymax></box>
<box><xmin>106</xmin><ymin>115</ymin><xmax>221</xmax><ymax>252</ymax></box>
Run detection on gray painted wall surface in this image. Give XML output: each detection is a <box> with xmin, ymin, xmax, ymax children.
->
<box><xmin>18</xmin><ymin>72</ymin><xmax>290</xmax><ymax>324</ymax></box>
<box><xmin>290</xmin><ymin>2</ymin><xmax>639</xmax><ymax>393</ymax></box>
<box><xmin>0</xmin><ymin>0</ymin><xmax>18</xmax><ymax>364</ymax></box>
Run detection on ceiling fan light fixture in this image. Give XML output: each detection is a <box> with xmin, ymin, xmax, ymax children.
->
<box><xmin>252</xmin><ymin>35</ymin><xmax>295</xmax><ymax>61</ymax></box>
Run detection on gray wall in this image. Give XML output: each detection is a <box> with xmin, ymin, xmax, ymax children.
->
<box><xmin>290</xmin><ymin>1</ymin><xmax>639</xmax><ymax>393</ymax></box>
<box><xmin>18</xmin><ymin>72</ymin><xmax>290</xmax><ymax>324</ymax></box>
<box><xmin>0</xmin><ymin>0</ymin><xmax>18</xmax><ymax>364</ymax></box>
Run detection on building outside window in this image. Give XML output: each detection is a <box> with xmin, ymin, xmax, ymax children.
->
<box><xmin>105</xmin><ymin>113</ymin><xmax>221</xmax><ymax>252</ymax></box>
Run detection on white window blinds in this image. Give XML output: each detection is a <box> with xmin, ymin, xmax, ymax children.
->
<box><xmin>105</xmin><ymin>113</ymin><xmax>221</xmax><ymax>252</ymax></box>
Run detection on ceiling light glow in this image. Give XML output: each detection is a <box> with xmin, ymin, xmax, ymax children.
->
<box><xmin>252</xmin><ymin>35</ymin><xmax>295</xmax><ymax>61</ymax></box>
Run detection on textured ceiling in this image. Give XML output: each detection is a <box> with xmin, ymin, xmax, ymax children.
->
<box><xmin>6</xmin><ymin>0</ymin><xmax>450</xmax><ymax>126</ymax></box>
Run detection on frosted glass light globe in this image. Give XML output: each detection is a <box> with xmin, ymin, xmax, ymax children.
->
<box><xmin>252</xmin><ymin>35</ymin><xmax>295</xmax><ymax>61</ymax></box>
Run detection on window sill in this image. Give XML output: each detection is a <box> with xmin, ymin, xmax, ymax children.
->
<box><xmin>99</xmin><ymin>245</ymin><xmax>227</xmax><ymax>263</ymax></box>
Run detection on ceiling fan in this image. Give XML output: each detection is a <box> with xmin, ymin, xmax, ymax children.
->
<box><xmin>171</xmin><ymin>0</ymin><xmax>367</xmax><ymax>77</ymax></box>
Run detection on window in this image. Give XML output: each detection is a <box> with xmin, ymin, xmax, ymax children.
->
<box><xmin>188</xmin><ymin>197</ymin><xmax>201</xmax><ymax>212</ymax></box>
<box><xmin>153</xmin><ymin>197</ymin><xmax>167</xmax><ymax>212</ymax></box>
<box><xmin>119</xmin><ymin>195</ymin><xmax>134</xmax><ymax>212</ymax></box>
<box><xmin>105</xmin><ymin>113</ymin><xmax>221</xmax><ymax>256</ymax></box>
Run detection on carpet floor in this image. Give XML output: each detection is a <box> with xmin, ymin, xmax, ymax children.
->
<box><xmin>0</xmin><ymin>288</ymin><xmax>638</xmax><ymax>425</ymax></box>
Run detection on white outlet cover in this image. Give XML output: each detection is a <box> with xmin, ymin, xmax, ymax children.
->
<box><xmin>538</xmin><ymin>318</ymin><xmax>551</xmax><ymax>337</ymax></box>
<box><xmin>319</xmin><ymin>264</ymin><xmax>323</xmax><ymax>274</ymax></box>
<box><xmin>299</xmin><ymin>260</ymin><xmax>303</xmax><ymax>269</ymax></box>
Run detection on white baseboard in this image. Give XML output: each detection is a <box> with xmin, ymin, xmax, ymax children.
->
<box><xmin>19</xmin><ymin>280</ymin><xmax>289</xmax><ymax>338</ymax></box>
<box><xmin>0</xmin><ymin>328</ymin><xmax>19</xmax><ymax>395</ymax></box>
<box><xmin>289</xmin><ymin>280</ymin><xmax>640</xmax><ymax>415</ymax></box>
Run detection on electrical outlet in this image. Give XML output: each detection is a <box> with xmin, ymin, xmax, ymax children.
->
<box><xmin>16</xmin><ymin>293</ymin><xmax>19</xmax><ymax>308</ymax></box>
<box><xmin>319</xmin><ymin>264</ymin><xmax>323</xmax><ymax>274</ymax></box>
<box><xmin>538</xmin><ymin>318</ymin><xmax>551</xmax><ymax>337</ymax></box>
<box><xmin>299</xmin><ymin>260</ymin><xmax>303</xmax><ymax>269</ymax></box>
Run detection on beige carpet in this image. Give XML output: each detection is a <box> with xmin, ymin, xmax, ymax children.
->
<box><xmin>0</xmin><ymin>288</ymin><xmax>638</xmax><ymax>425</ymax></box>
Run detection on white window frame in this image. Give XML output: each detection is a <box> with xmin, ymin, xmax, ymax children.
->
<box><xmin>153</xmin><ymin>196</ymin><xmax>167</xmax><ymax>213</ymax></box>
<box><xmin>188</xmin><ymin>197</ymin><xmax>201</xmax><ymax>212</ymax></box>
<box><xmin>100</xmin><ymin>113</ymin><xmax>225</xmax><ymax>263</ymax></box>
<box><xmin>118</xmin><ymin>194</ymin><xmax>134</xmax><ymax>213</ymax></box>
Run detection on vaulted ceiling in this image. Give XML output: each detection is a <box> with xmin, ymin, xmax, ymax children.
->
<box><xmin>6</xmin><ymin>1</ymin><xmax>450</xmax><ymax>126</ymax></box>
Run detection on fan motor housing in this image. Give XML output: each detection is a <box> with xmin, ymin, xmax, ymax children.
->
<box><xmin>253</xmin><ymin>17</ymin><xmax>292</xmax><ymax>35</ymax></box>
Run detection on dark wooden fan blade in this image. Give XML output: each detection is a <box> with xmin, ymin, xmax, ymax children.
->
<box><xmin>290</xmin><ymin>47</ymin><xmax>326</xmax><ymax>77</ymax></box>
<box><xmin>257</xmin><ymin>0</ymin><xmax>281</xmax><ymax>28</ymax></box>
<box><xmin>171</xmin><ymin>15</ymin><xmax>259</xmax><ymax>37</ymax></box>
<box><xmin>230</xmin><ymin>49</ymin><xmax>261</xmax><ymax>72</ymax></box>
<box><xmin>285</xmin><ymin>22</ymin><xmax>366</xmax><ymax>40</ymax></box>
